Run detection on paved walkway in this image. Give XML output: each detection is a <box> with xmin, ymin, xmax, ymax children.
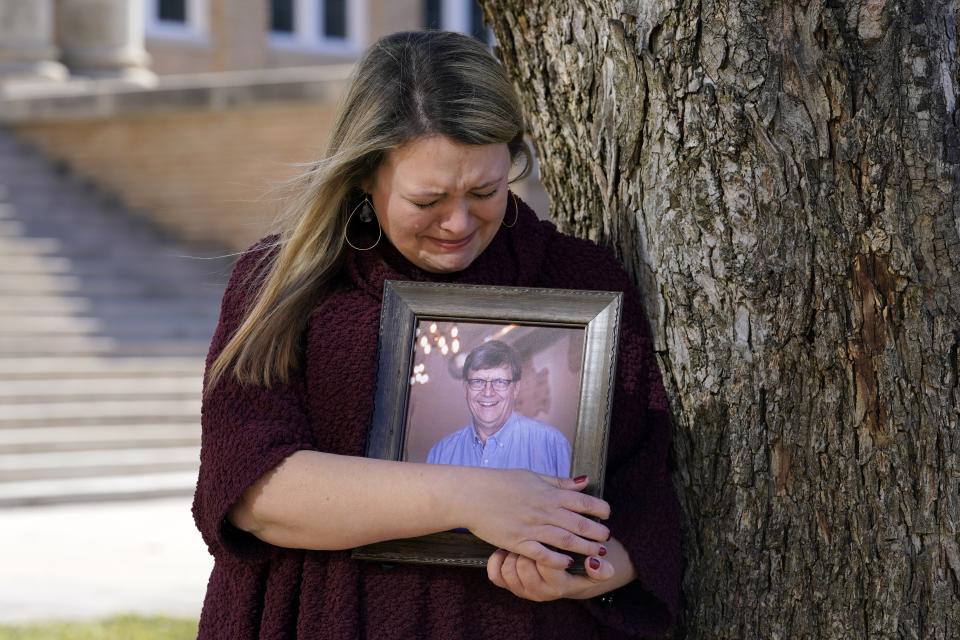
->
<box><xmin>0</xmin><ymin>497</ymin><xmax>212</xmax><ymax>623</ymax></box>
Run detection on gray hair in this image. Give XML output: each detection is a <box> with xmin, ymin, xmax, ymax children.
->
<box><xmin>463</xmin><ymin>340</ymin><xmax>522</xmax><ymax>381</ymax></box>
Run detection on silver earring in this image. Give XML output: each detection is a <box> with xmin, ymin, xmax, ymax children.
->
<box><xmin>502</xmin><ymin>192</ymin><xmax>519</xmax><ymax>228</ymax></box>
<box><xmin>344</xmin><ymin>196</ymin><xmax>381</xmax><ymax>251</ymax></box>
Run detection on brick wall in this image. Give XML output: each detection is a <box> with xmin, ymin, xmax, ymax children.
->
<box><xmin>368</xmin><ymin>0</ymin><xmax>425</xmax><ymax>42</ymax></box>
<box><xmin>13</xmin><ymin>103</ymin><xmax>337</xmax><ymax>251</ymax></box>
<box><xmin>12</xmin><ymin>99</ymin><xmax>551</xmax><ymax>252</ymax></box>
<box><xmin>209</xmin><ymin>0</ymin><xmax>269</xmax><ymax>72</ymax></box>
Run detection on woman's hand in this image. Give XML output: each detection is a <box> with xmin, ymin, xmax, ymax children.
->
<box><xmin>486</xmin><ymin>537</ymin><xmax>636</xmax><ymax>601</ymax></box>
<box><xmin>460</xmin><ymin>471</ymin><xmax>610</xmax><ymax>570</ymax></box>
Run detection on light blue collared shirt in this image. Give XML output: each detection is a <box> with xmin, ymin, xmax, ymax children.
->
<box><xmin>426</xmin><ymin>412</ymin><xmax>572</xmax><ymax>477</ymax></box>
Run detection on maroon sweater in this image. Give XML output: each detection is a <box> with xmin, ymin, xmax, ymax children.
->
<box><xmin>192</xmin><ymin>199</ymin><xmax>681</xmax><ymax>639</ymax></box>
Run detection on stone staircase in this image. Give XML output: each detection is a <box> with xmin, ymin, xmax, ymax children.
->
<box><xmin>0</xmin><ymin>129</ymin><xmax>235</xmax><ymax>507</ymax></box>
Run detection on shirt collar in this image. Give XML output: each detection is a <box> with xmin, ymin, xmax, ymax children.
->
<box><xmin>471</xmin><ymin>412</ymin><xmax>519</xmax><ymax>445</ymax></box>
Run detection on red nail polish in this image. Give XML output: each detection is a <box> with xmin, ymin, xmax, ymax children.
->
<box><xmin>567</xmin><ymin>557</ymin><xmax>574</xmax><ymax>567</ymax></box>
<box><xmin>589</xmin><ymin>557</ymin><xmax>601</xmax><ymax>570</ymax></box>
<box><xmin>598</xmin><ymin>545</ymin><xmax>607</xmax><ymax>557</ymax></box>
<box><xmin>573</xmin><ymin>475</ymin><xmax>587</xmax><ymax>483</ymax></box>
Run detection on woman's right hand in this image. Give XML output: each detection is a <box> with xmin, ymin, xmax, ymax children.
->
<box><xmin>461</xmin><ymin>471</ymin><xmax>611</xmax><ymax>570</ymax></box>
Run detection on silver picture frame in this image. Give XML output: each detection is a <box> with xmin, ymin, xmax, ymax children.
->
<box><xmin>352</xmin><ymin>280</ymin><xmax>623</xmax><ymax>569</ymax></box>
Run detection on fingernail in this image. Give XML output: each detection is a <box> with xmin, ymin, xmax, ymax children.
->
<box><xmin>573</xmin><ymin>475</ymin><xmax>588</xmax><ymax>483</ymax></box>
<box><xmin>567</xmin><ymin>556</ymin><xmax>574</xmax><ymax>567</ymax></box>
<box><xmin>589</xmin><ymin>557</ymin><xmax>601</xmax><ymax>570</ymax></box>
<box><xmin>598</xmin><ymin>545</ymin><xmax>607</xmax><ymax>557</ymax></box>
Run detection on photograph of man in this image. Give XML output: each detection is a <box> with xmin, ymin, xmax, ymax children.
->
<box><xmin>426</xmin><ymin>340</ymin><xmax>572</xmax><ymax>477</ymax></box>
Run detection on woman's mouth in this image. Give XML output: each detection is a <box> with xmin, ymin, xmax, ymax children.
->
<box><xmin>427</xmin><ymin>232</ymin><xmax>475</xmax><ymax>251</ymax></box>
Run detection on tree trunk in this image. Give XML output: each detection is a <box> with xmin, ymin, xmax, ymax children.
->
<box><xmin>480</xmin><ymin>1</ymin><xmax>960</xmax><ymax>637</ymax></box>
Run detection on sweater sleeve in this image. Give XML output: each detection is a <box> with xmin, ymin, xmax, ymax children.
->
<box><xmin>191</xmin><ymin>239</ymin><xmax>318</xmax><ymax>562</ymax></box>
<box><xmin>581</xmin><ymin>275</ymin><xmax>682</xmax><ymax>638</ymax></box>
<box><xmin>540</xmin><ymin>233</ymin><xmax>681</xmax><ymax>637</ymax></box>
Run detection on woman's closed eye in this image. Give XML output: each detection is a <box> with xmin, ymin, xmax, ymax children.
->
<box><xmin>410</xmin><ymin>189</ymin><xmax>498</xmax><ymax>210</ymax></box>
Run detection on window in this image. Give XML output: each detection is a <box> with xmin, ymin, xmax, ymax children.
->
<box><xmin>145</xmin><ymin>0</ymin><xmax>208</xmax><ymax>41</ymax></box>
<box><xmin>424</xmin><ymin>0</ymin><xmax>491</xmax><ymax>43</ymax></box>
<box><xmin>158</xmin><ymin>0</ymin><xmax>187</xmax><ymax>22</ymax></box>
<box><xmin>324</xmin><ymin>0</ymin><xmax>347</xmax><ymax>39</ymax></box>
<box><xmin>270</xmin><ymin>0</ymin><xmax>295</xmax><ymax>33</ymax></box>
<box><xmin>424</xmin><ymin>0</ymin><xmax>443</xmax><ymax>30</ymax></box>
<box><xmin>268</xmin><ymin>0</ymin><xmax>365</xmax><ymax>54</ymax></box>
<box><xmin>469</xmin><ymin>1</ymin><xmax>488</xmax><ymax>41</ymax></box>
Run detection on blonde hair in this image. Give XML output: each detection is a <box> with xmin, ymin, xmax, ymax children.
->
<box><xmin>206</xmin><ymin>31</ymin><xmax>531</xmax><ymax>393</ymax></box>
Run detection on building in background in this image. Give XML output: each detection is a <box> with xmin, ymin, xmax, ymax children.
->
<box><xmin>0</xmin><ymin>0</ymin><xmax>495</xmax><ymax>83</ymax></box>
<box><xmin>0</xmin><ymin>0</ymin><xmax>548</xmax><ymax>251</ymax></box>
<box><xmin>146</xmin><ymin>0</ymin><xmax>493</xmax><ymax>74</ymax></box>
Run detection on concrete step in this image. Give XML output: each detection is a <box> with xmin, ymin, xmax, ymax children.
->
<box><xmin>0</xmin><ymin>470</ymin><xmax>199</xmax><ymax>507</ymax></box>
<box><xmin>0</xmin><ymin>357</ymin><xmax>204</xmax><ymax>378</ymax></box>
<box><xmin>1</xmin><ymin>255</ymin><xmax>73</xmax><ymax>274</ymax></box>
<box><xmin>0</xmin><ymin>398</ymin><xmax>201</xmax><ymax>426</ymax></box>
<box><xmin>1</xmin><ymin>182</ymin><xmax>128</xmax><ymax>205</ymax></box>
<box><xmin>0</xmin><ymin>338</ymin><xmax>211</xmax><ymax>357</ymax></box>
<box><xmin>0</xmin><ymin>237</ymin><xmax>218</xmax><ymax>265</ymax></box>
<box><xmin>0</xmin><ymin>274</ymin><xmax>130</xmax><ymax>293</ymax></box>
<box><xmin>0</xmin><ymin>237</ymin><xmax>60</xmax><ymax>256</ymax></box>
<box><xmin>0</xmin><ymin>313</ymin><xmax>217</xmax><ymax>330</ymax></box>
<box><xmin>0</xmin><ymin>424</ymin><xmax>200</xmax><ymax>453</ymax></box>
<box><xmin>2</xmin><ymin>255</ymin><xmax>231</xmax><ymax>285</ymax></box>
<box><xmin>0</xmin><ymin>414</ymin><xmax>201</xmax><ymax>428</ymax></box>
<box><xmin>0</xmin><ymin>334</ymin><xmax>116</xmax><ymax>353</ymax></box>
<box><xmin>3</xmin><ymin>209</ymin><xmax>164</xmax><ymax>234</ymax></box>
<box><xmin>0</xmin><ymin>216</ymin><xmax>189</xmax><ymax>243</ymax></box>
<box><xmin>0</xmin><ymin>168</ymin><xmax>82</xmax><ymax>184</ymax></box>
<box><xmin>0</xmin><ymin>317</ymin><xmax>217</xmax><ymax>341</ymax></box>
<box><xmin>0</xmin><ymin>295</ymin><xmax>91</xmax><ymax>314</ymax></box>
<box><xmin>0</xmin><ymin>220</ymin><xmax>25</xmax><ymax>235</ymax></box>
<box><xmin>0</xmin><ymin>446</ymin><xmax>199</xmax><ymax>481</ymax></box>
<box><xmin>0</xmin><ymin>296</ymin><xmax>221</xmax><ymax>317</ymax></box>
<box><xmin>0</xmin><ymin>376</ymin><xmax>201</xmax><ymax>400</ymax></box>
<box><xmin>0</xmin><ymin>275</ymin><xmax>220</xmax><ymax>298</ymax></box>
<box><xmin>1</xmin><ymin>227</ymin><xmax>153</xmax><ymax>247</ymax></box>
<box><xmin>0</xmin><ymin>155</ymin><xmax>58</xmax><ymax>171</ymax></box>
<box><xmin>0</xmin><ymin>315</ymin><xmax>101</xmax><ymax>334</ymax></box>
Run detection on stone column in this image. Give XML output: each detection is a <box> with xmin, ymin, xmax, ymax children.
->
<box><xmin>0</xmin><ymin>0</ymin><xmax>68</xmax><ymax>83</ymax></box>
<box><xmin>57</xmin><ymin>0</ymin><xmax>156</xmax><ymax>84</ymax></box>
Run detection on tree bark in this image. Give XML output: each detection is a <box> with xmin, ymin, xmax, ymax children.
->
<box><xmin>481</xmin><ymin>1</ymin><xmax>960</xmax><ymax>637</ymax></box>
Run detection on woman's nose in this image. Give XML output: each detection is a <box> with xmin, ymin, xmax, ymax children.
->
<box><xmin>437</xmin><ymin>199</ymin><xmax>470</xmax><ymax>232</ymax></box>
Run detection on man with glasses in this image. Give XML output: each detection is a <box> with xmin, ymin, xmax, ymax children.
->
<box><xmin>426</xmin><ymin>340</ymin><xmax>572</xmax><ymax>477</ymax></box>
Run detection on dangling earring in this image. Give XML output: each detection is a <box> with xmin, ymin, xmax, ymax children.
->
<box><xmin>502</xmin><ymin>191</ymin><xmax>519</xmax><ymax>228</ymax></box>
<box><xmin>343</xmin><ymin>196</ymin><xmax>382</xmax><ymax>251</ymax></box>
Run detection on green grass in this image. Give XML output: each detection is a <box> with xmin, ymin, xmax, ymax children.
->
<box><xmin>0</xmin><ymin>615</ymin><xmax>198</xmax><ymax>640</ymax></box>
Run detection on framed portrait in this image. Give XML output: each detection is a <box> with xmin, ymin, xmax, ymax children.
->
<box><xmin>352</xmin><ymin>280</ymin><xmax>623</xmax><ymax>569</ymax></box>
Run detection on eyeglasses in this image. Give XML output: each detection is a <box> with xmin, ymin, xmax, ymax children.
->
<box><xmin>466</xmin><ymin>377</ymin><xmax>514</xmax><ymax>391</ymax></box>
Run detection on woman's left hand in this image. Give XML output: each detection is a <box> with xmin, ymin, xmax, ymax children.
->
<box><xmin>487</xmin><ymin>545</ymin><xmax>625</xmax><ymax>601</ymax></box>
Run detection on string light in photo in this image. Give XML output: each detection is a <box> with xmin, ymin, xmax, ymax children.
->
<box><xmin>416</xmin><ymin>322</ymin><xmax>460</xmax><ymax>357</ymax></box>
<box><xmin>410</xmin><ymin>362</ymin><xmax>429</xmax><ymax>386</ymax></box>
<box><xmin>411</xmin><ymin>322</ymin><xmax>461</xmax><ymax>386</ymax></box>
